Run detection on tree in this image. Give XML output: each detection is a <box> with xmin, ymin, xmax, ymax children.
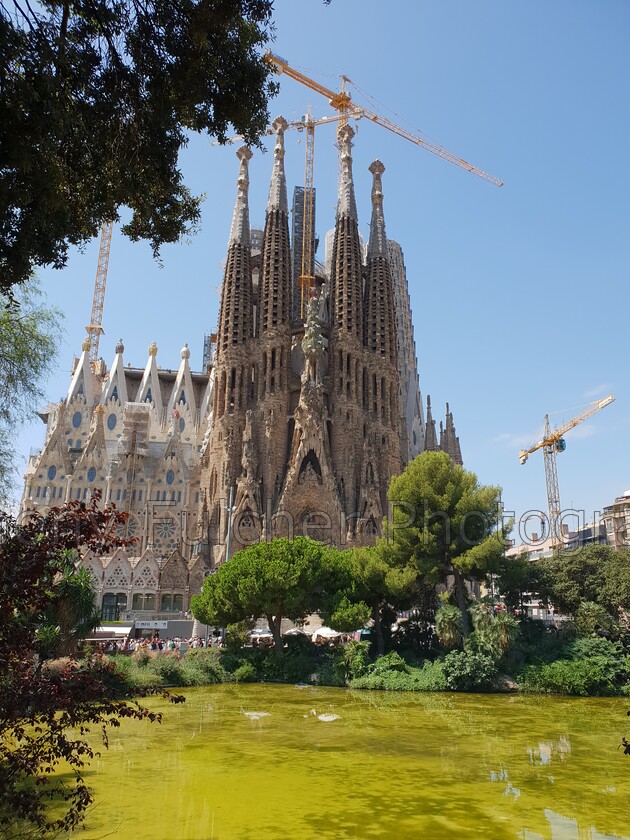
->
<box><xmin>536</xmin><ymin>544</ymin><xmax>612</xmax><ymax>617</ymax></box>
<box><xmin>495</xmin><ymin>550</ymin><xmax>539</xmax><ymax>615</ymax></box>
<box><xmin>37</xmin><ymin>555</ymin><xmax>102</xmax><ymax>659</ymax></box>
<box><xmin>388</xmin><ymin>450</ymin><xmax>506</xmax><ymax>636</ymax></box>
<box><xmin>1</xmin><ymin>0</ymin><xmax>278</xmax><ymax>293</ymax></box>
<box><xmin>0</xmin><ymin>495</ymin><xmax>182</xmax><ymax>836</ymax></box>
<box><xmin>190</xmin><ymin>537</ymin><xmax>338</xmax><ymax>654</ymax></box>
<box><xmin>325</xmin><ymin>545</ymin><xmax>417</xmax><ymax>657</ymax></box>
<box><xmin>0</xmin><ymin>280</ymin><xmax>61</xmax><ymax>493</ymax></box>
<box><xmin>435</xmin><ymin>603</ymin><xmax>462</xmax><ymax>650</ymax></box>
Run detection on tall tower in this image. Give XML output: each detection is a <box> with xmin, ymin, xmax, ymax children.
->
<box><xmin>357</xmin><ymin>160</ymin><xmax>402</xmax><ymax>534</ymax></box>
<box><xmin>291</xmin><ymin>185</ymin><xmax>316</xmax><ymax>321</ymax></box>
<box><xmin>387</xmin><ymin>239</ymin><xmax>426</xmax><ymax>461</ymax></box>
<box><xmin>328</xmin><ymin>124</ymin><xmax>366</xmax><ymax>522</ymax></box>
<box><xmin>206</xmin><ymin>146</ymin><xmax>255</xmax><ymax>556</ymax></box>
<box><xmin>256</xmin><ymin>117</ymin><xmax>293</xmax><ymax>515</ymax></box>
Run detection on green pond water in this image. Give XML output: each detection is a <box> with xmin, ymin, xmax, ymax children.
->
<box><xmin>62</xmin><ymin>685</ymin><xmax>630</xmax><ymax>839</ymax></box>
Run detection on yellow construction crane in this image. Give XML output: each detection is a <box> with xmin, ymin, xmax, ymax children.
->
<box><xmin>85</xmin><ymin>220</ymin><xmax>113</xmax><ymax>370</ymax></box>
<box><xmin>519</xmin><ymin>394</ymin><xmax>615</xmax><ymax>550</ymax></box>
<box><xmin>265</xmin><ymin>52</ymin><xmax>504</xmax><ymax>188</ymax></box>
<box><xmin>265</xmin><ymin>52</ymin><xmax>503</xmax><ymax>315</ymax></box>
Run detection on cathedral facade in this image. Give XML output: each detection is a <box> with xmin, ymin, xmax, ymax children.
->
<box><xmin>19</xmin><ymin>117</ymin><xmax>461</xmax><ymax>621</ymax></box>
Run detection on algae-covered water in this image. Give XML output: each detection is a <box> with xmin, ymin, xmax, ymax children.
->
<box><xmin>63</xmin><ymin>685</ymin><xmax>630</xmax><ymax>839</ymax></box>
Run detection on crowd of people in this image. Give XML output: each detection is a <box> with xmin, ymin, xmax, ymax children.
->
<box><xmin>100</xmin><ymin>635</ymin><xmax>223</xmax><ymax>655</ymax></box>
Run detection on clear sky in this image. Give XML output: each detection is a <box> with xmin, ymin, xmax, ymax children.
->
<box><xmin>13</xmin><ymin>0</ymin><xmax>630</xmax><ymax>538</ymax></box>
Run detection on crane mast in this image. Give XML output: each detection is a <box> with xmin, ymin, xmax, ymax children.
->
<box><xmin>519</xmin><ymin>395</ymin><xmax>615</xmax><ymax>551</ymax></box>
<box><xmin>86</xmin><ymin>221</ymin><xmax>113</xmax><ymax>369</ymax></box>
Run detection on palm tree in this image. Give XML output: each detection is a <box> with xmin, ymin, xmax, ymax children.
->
<box><xmin>435</xmin><ymin>604</ymin><xmax>463</xmax><ymax>650</ymax></box>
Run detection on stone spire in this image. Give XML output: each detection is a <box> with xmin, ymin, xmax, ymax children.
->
<box><xmin>367</xmin><ymin>160</ymin><xmax>387</xmax><ymax>257</ymax></box>
<box><xmin>440</xmin><ymin>403</ymin><xmax>463</xmax><ymax>465</ymax></box>
<box><xmin>364</xmin><ymin>160</ymin><xmax>396</xmax><ymax>363</ymax></box>
<box><xmin>228</xmin><ymin>146</ymin><xmax>253</xmax><ymax>247</ymax></box>
<box><xmin>101</xmin><ymin>339</ymin><xmax>128</xmax><ymax>404</ymax></box>
<box><xmin>259</xmin><ymin>118</ymin><xmax>291</xmax><ymax>335</ymax></box>
<box><xmin>330</xmin><ymin>124</ymin><xmax>363</xmax><ymax>343</ymax></box>
<box><xmin>218</xmin><ymin>147</ymin><xmax>254</xmax><ymax>356</ymax></box>
<box><xmin>266</xmin><ymin>116</ymin><xmax>288</xmax><ymax>214</ymax></box>
<box><xmin>424</xmin><ymin>395</ymin><xmax>438</xmax><ymax>451</ymax></box>
<box><xmin>337</xmin><ymin>124</ymin><xmax>358</xmax><ymax>221</ymax></box>
<box><xmin>66</xmin><ymin>337</ymin><xmax>96</xmax><ymax>407</ymax></box>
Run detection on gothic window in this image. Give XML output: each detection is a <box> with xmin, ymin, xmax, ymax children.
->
<box><xmin>178</xmin><ymin>390</ymin><xmax>186</xmax><ymax>405</ymax></box>
<box><xmin>145</xmin><ymin>388</ymin><xmax>152</xmax><ymax>403</ymax></box>
<box><xmin>36</xmin><ymin>486</ymin><xmax>41</xmax><ymax>498</ymax></box>
<box><xmin>101</xmin><ymin>593</ymin><xmax>127</xmax><ymax>622</ymax></box>
<box><xmin>365</xmin><ymin>517</ymin><xmax>378</xmax><ymax>537</ymax></box>
<box><xmin>111</xmin><ymin>385</ymin><xmax>119</xmax><ymax>401</ymax></box>
<box><xmin>72</xmin><ymin>412</ymin><xmax>82</xmax><ymax>428</ymax></box>
<box><xmin>47</xmin><ymin>465</ymin><xmax>57</xmax><ymax>481</ymax></box>
<box><xmin>132</xmin><ymin>593</ymin><xmax>155</xmax><ymax>611</ymax></box>
<box><xmin>87</xmin><ymin>466</ymin><xmax>97</xmax><ymax>482</ymax></box>
<box><xmin>179</xmin><ymin>417</ymin><xmax>186</xmax><ymax>433</ymax></box>
<box><xmin>107</xmin><ymin>413</ymin><xmax>117</xmax><ymax>430</ymax></box>
<box><xmin>155</xmin><ymin>517</ymin><xmax>176</xmax><ymax>539</ymax></box>
<box><xmin>166</xmin><ymin>470</ymin><xmax>175</xmax><ymax>486</ymax></box>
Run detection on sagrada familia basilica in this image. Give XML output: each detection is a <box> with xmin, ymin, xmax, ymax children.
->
<box><xmin>19</xmin><ymin>118</ymin><xmax>462</xmax><ymax>621</ymax></box>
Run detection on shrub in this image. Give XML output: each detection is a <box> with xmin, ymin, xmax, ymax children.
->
<box><xmin>349</xmin><ymin>660</ymin><xmax>446</xmax><ymax>692</ymax></box>
<box><xmin>517</xmin><ymin>635</ymin><xmax>630</xmax><ymax>696</ymax></box>
<box><xmin>442</xmin><ymin>650</ymin><xmax>498</xmax><ymax>692</ymax></box>
<box><xmin>233</xmin><ymin>662</ymin><xmax>257</xmax><ymax>683</ymax></box>
<box><xmin>184</xmin><ymin>649</ymin><xmax>227</xmax><ymax>683</ymax></box>
<box><xmin>341</xmin><ymin>640</ymin><xmax>371</xmax><ymax>680</ymax></box>
<box><xmin>132</xmin><ymin>648</ymin><xmax>154</xmax><ymax>667</ymax></box>
<box><xmin>371</xmin><ymin>651</ymin><xmax>407</xmax><ymax>674</ymax></box>
<box><xmin>315</xmin><ymin>652</ymin><xmax>346</xmax><ymax>687</ymax></box>
<box><xmin>179</xmin><ymin>661</ymin><xmax>209</xmax><ymax>686</ymax></box>
<box><xmin>517</xmin><ymin>658</ymin><xmax>620</xmax><ymax>696</ymax></box>
<box><xmin>149</xmin><ymin>653</ymin><xmax>184</xmax><ymax>685</ymax></box>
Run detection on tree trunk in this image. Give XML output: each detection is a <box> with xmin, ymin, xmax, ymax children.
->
<box><xmin>372</xmin><ymin>604</ymin><xmax>385</xmax><ymax>657</ymax></box>
<box><xmin>453</xmin><ymin>569</ymin><xmax>470</xmax><ymax>638</ymax></box>
<box><xmin>266</xmin><ymin>614</ymin><xmax>284</xmax><ymax>657</ymax></box>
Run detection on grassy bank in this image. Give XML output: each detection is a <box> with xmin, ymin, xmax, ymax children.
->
<box><xmin>108</xmin><ymin>630</ymin><xmax>630</xmax><ymax>697</ymax></box>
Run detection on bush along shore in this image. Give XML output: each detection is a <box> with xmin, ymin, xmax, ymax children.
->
<box><xmin>102</xmin><ymin>617</ymin><xmax>630</xmax><ymax>697</ymax></box>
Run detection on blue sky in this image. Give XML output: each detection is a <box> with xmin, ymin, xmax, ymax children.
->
<box><xmin>13</xmin><ymin>0</ymin><xmax>629</xmax><ymax>535</ymax></box>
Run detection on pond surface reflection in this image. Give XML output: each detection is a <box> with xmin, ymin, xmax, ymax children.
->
<box><xmin>66</xmin><ymin>685</ymin><xmax>630</xmax><ymax>839</ymax></box>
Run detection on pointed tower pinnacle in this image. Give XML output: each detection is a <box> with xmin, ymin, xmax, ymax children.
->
<box><xmin>367</xmin><ymin>160</ymin><xmax>387</xmax><ymax>256</ymax></box>
<box><xmin>266</xmin><ymin>116</ymin><xmax>288</xmax><ymax>214</ymax></box>
<box><xmin>424</xmin><ymin>395</ymin><xmax>438</xmax><ymax>451</ymax></box>
<box><xmin>218</xmin><ymin>147</ymin><xmax>255</xmax><ymax>356</ymax></box>
<box><xmin>337</xmin><ymin>124</ymin><xmax>358</xmax><ymax>221</ymax></box>
<box><xmin>259</xmin><ymin>117</ymin><xmax>292</xmax><ymax>335</ymax></box>
<box><xmin>330</xmin><ymin>123</ymin><xmax>362</xmax><ymax>343</ymax></box>
<box><xmin>228</xmin><ymin>146</ymin><xmax>253</xmax><ymax>247</ymax></box>
<box><xmin>365</xmin><ymin>160</ymin><xmax>396</xmax><ymax>363</ymax></box>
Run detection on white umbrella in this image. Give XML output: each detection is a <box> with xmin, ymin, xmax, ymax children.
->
<box><xmin>311</xmin><ymin>627</ymin><xmax>341</xmax><ymax>641</ymax></box>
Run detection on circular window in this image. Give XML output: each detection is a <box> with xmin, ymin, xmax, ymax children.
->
<box><xmin>72</xmin><ymin>411</ymin><xmax>82</xmax><ymax>429</ymax></box>
<box><xmin>166</xmin><ymin>470</ymin><xmax>175</xmax><ymax>486</ymax></box>
<box><xmin>47</xmin><ymin>465</ymin><xmax>57</xmax><ymax>481</ymax></box>
<box><xmin>107</xmin><ymin>413</ymin><xmax>117</xmax><ymax>431</ymax></box>
<box><xmin>155</xmin><ymin>518</ymin><xmax>176</xmax><ymax>539</ymax></box>
<box><xmin>87</xmin><ymin>467</ymin><xmax>97</xmax><ymax>482</ymax></box>
<box><xmin>115</xmin><ymin>517</ymin><xmax>138</xmax><ymax>538</ymax></box>
<box><xmin>179</xmin><ymin>417</ymin><xmax>186</xmax><ymax>433</ymax></box>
